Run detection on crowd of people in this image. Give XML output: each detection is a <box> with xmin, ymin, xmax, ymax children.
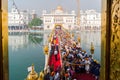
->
<box><xmin>39</xmin><ymin>28</ymin><xmax>100</xmax><ymax>80</ymax></box>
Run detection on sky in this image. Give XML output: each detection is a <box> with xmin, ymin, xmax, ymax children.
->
<box><xmin>8</xmin><ymin>0</ymin><xmax>101</xmax><ymax>16</ymax></box>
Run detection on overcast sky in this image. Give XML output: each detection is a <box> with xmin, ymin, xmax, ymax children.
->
<box><xmin>8</xmin><ymin>0</ymin><xmax>101</xmax><ymax>16</ymax></box>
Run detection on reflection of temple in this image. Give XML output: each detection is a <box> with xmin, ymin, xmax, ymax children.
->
<box><xmin>42</xmin><ymin>6</ymin><xmax>76</xmax><ymax>30</ymax></box>
<box><xmin>9</xmin><ymin>33</ymin><xmax>29</xmax><ymax>51</ymax></box>
<box><xmin>79</xmin><ymin>31</ymin><xmax>101</xmax><ymax>47</ymax></box>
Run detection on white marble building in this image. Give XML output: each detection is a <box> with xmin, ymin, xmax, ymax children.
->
<box><xmin>8</xmin><ymin>4</ymin><xmax>31</xmax><ymax>31</ymax></box>
<box><xmin>80</xmin><ymin>10</ymin><xmax>101</xmax><ymax>31</ymax></box>
<box><xmin>42</xmin><ymin>6</ymin><xmax>101</xmax><ymax>31</ymax></box>
<box><xmin>8</xmin><ymin>5</ymin><xmax>30</xmax><ymax>26</ymax></box>
<box><xmin>42</xmin><ymin>6</ymin><xmax>76</xmax><ymax>30</ymax></box>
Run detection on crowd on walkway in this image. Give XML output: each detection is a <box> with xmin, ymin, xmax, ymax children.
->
<box><xmin>40</xmin><ymin>28</ymin><xmax>100</xmax><ymax>80</ymax></box>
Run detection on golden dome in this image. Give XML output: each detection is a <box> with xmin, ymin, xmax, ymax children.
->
<box><xmin>56</xmin><ymin>6</ymin><xmax>63</xmax><ymax>11</ymax></box>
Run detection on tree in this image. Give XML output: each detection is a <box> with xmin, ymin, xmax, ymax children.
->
<box><xmin>28</xmin><ymin>18</ymin><xmax>43</xmax><ymax>28</ymax></box>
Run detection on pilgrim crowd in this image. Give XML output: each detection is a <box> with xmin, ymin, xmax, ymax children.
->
<box><xmin>39</xmin><ymin>28</ymin><xmax>100</xmax><ymax>80</ymax></box>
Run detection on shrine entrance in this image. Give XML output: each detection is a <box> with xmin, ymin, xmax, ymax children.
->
<box><xmin>55</xmin><ymin>24</ymin><xmax>62</xmax><ymax>30</ymax></box>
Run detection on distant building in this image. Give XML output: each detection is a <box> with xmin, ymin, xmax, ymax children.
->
<box><xmin>42</xmin><ymin>6</ymin><xmax>76</xmax><ymax>30</ymax></box>
<box><xmin>31</xmin><ymin>10</ymin><xmax>37</xmax><ymax>19</ymax></box>
<box><xmin>42</xmin><ymin>6</ymin><xmax>101</xmax><ymax>31</ymax></box>
<box><xmin>8</xmin><ymin>3</ymin><xmax>31</xmax><ymax>31</ymax></box>
<box><xmin>80</xmin><ymin>10</ymin><xmax>101</xmax><ymax>31</ymax></box>
<box><xmin>9</xmin><ymin>4</ymin><xmax>101</xmax><ymax>31</ymax></box>
<box><xmin>8</xmin><ymin>9</ymin><xmax>30</xmax><ymax>26</ymax></box>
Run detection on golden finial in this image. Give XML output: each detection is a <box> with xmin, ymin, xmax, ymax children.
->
<box><xmin>90</xmin><ymin>42</ymin><xmax>94</xmax><ymax>54</ymax></box>
<box><xmin>77</xmin><ymin>36</ymin><xmax>81</xmax><ymax>43</ymax></box>
<box><xmin>26</xmin><ymin>64</ymin><xmax>38</xmax><ymax>80</ymax></box>
<box><xmin>48</xmin><ymin>36</ymin><xmax>52</xmax><ymax>43</ymax></box>
<box><xmin>44</xmin><ymin>45</ymin><xmax>49</xmax><ymax>55</ymax></box>
<box><xmin>38</xmin><ymin>70</ymin><xmax>44</xmax><ymax>80</ymax></box>
<box><xmin>72</xmin><ymin>33</ymin><xmax>74</xmax><ymax>37</ymax></box>
<box><xmin>31</xmin><ymin>64</ymin><xmax>35</xmax><ymax>74</ymax></box>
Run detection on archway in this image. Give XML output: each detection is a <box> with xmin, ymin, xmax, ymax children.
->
<box><xmin>55</xmin><ymin>24</ymin><xmax>62</xmax><ymax>30</ymax></box>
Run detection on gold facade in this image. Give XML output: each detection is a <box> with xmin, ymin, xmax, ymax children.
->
<box><xmin>1</xmin><ymin>0</ymin><xmax>8</xmax><ymax>80</ymax></box>
<box><xmin>101</xmin><ymin>0</ymin><xmax>107</xmax><ymax>80</ymax></box>
<box><xmin>0</xmin><ymin>1</ymin><xmax>3</xmax><ymax>80</ymax></box>
<box><xmin>110</xmin><ymin>0</ymin><xmax>120</xmax><ymax>80</ymax></box>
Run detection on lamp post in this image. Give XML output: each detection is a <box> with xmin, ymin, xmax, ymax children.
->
<box><xmin>76</xmin><ymin>0</ymin><xmax>80</xmax><ymax>27</ymax></box>
<box><xmin>90</xmin><ymin>42</ymin><xmax>94</xmax><ymax>57</ymax></box>
<box><xmin>44</xmin><ymin>45</ymin><xmax>49</xmax><ymax>55</ymax></box>
<box><xmin>77</xmin><ymin>36</ymin><xmax>81</xmax><ymax>42</ymax></box>
<box><xmin>26</xmin><ymin>64</ymin><xmax>38</xmax><ymax>80</ymax></box>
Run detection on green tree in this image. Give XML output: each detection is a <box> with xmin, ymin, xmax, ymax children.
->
<box><xmin>28</xmin><ymin>18</ymin><xmax>43</xmax><ymax>28</ymax></box>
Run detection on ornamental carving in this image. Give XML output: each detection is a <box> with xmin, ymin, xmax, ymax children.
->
<box><xmin>110</xmin><ymin>0</ymin><xmax>120</xmax><ymax>80</ymax></box>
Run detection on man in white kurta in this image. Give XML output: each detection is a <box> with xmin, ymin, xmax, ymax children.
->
<box><xmin>85</xmin><ymin>57</ymin><xmax>91</xmax><ymax>73</ymax></box>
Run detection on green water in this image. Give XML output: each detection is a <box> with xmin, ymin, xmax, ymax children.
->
<box><xmin>8</xmin><ymin>31</ymin><xmax>101</xmax><ymax>80</ymax></box>
<box><xmin>9</xmin><ymin>32</ymin><xmax>45</xmax><ymax>80</ymax></box>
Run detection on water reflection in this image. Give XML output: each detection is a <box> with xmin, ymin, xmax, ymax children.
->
<box><xmin>9</xmin><ymin>31</ymin><xmax>100</xmax><ymax>54</ymax></box>
<box><xmin>74</xmin><ymin>31</ymin><xmax>101</xmax><ymax>62</ymax></box>
<box><xmin>9</xmin><ymin>32</ymin><xmax>45</xmax><ymax>80</ymax></box>
<box><xmin>28</xmin><ymin>33</ymin><xmax>43</xmax><ymax>45</ymax></box>
<box><xmin>9</xmin><ymin>32</ymin><xmax>29</xmax><ymax>51</ymax></box>
<box><xmin>9</xmin><ymin>32</ymin><xmax>43</xmax><ymax>51</ymax></box>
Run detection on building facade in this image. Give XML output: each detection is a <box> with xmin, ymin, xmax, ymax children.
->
<box><xmin>8</xmin><ymin>4</ymin><xmax>31</xmax><ymax>31</ymax></box>
<box><xmin>80</xmin><ymin>10</ymin><xmax>101</xmax><ymax>31</ymax></box>
<box><xmin>42</xmin><ymin>6</ymin><xmax>76</xmax><ymax>30</ymax></box>
<box><xmin>42</xmin><ymin>6</ymin><xmax>101</xmax><ymax>31</ymax></box>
